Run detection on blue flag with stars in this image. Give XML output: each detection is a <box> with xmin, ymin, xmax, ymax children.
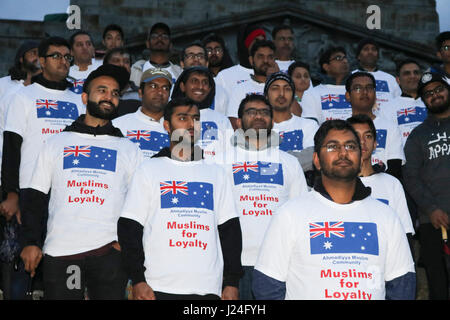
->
<box><xmin>63</xmin><ymin>145</ymin><xmax>117</xmax><ymax>172</ymax></box>
<box><xmin>160</xmin><ymin>181</ymin><xmax>214</xmax><ymax>210</ymax></box>
<box><xmin>36</xmin><ymin>99</ymin><xmax>79</xmax><ymax>120</ymax></box>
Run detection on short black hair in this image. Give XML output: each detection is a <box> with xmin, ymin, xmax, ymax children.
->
<box><xmin>102</xmin><ymin>24</ymin><xmax>124</xmax><ymax>40</ymax></box>
<box><xmin>164</xmin><ymin>97</ymin><xmax>199</xmax><ymax>123</ymax></box>
<box><xmin>69</xmin><ymin>30</ymin><xmax>92</xmax><ymax>49</ymax></box>
<box><xmin>319</xmin><ymin>46</ymin><xmax>346</xmax><ymax>74</ymax></box>
<box><xmin>180</xmin><ymin>41</ymin><xmax>208</xmax><ymax>62</ymax></box>
<box><xmin>347</xmin><ymin>114</ymin><xmax>377</xmax><ymax>140</ymax></box>
<box><xmin>345</xmin><ymin>71</ymin><xmax>376</xmax><ymax>93</ymax></box>
<box><xmin>38</xmin><ymin>36</ymin><xmax>71</xmax><ymax>57</ymax></box>
<box><xmin>435</xmin><ymin>31</ymin><xmax>450</xmax><ymax>51</ymax></box>
<box><xmin>287</xmin><ymin>61</ymin><xmax>310</xmax><ymax>77</ymax></box>
<box><xmin>395</xmin><ymin>58</ymin><xmax>421</xmax><ymax>76</ymax></box>
<box><xmin>148</xmin><ymin>22</ymin><xmax>171</xmax><ymax>40</ymax></box>
<box><xmin>272</xmin><ymin>25</ymin><xmax>294</xmax><ymax>39</ymax></box>
<box><xmin>103</xmin><ymin>47</ymin><xmax>131</xmax><ymax>66</ymax></box>
<box><xmin>249</xmin><ymin>40</ymin><xmax>276</xmax><ymax>58</ymax></box>
<box><xmin>313</xmin><ymin>119</ymin><xmax>361</xmax><ymax>154</ymax></box>
<box><xmin>237</xmin><ymin>93</ymin><xmax>272</xmax><ymax>119</ymax></box>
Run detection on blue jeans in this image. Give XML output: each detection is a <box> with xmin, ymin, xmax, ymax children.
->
<box><xmin>238</xmin><ymin>266</ymin><xmax>255</xmax><ymax>300</ymax></box>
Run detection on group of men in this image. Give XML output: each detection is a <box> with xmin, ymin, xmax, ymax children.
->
<box><xmin>0</xmin><ymin>20</ymin><xmax>448</xmax><ymax>301</ymax></box>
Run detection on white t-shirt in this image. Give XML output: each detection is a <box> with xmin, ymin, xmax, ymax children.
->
<box><xmin>212</xmin><ymin>81</ymin><xmax>229</xmax><ymax>115</ymax></box>
<box><xmin>0</xmin><ymin>76</ymin><xmax>23</xmax><ymax>101</ymax></box>
<box><xmin>68</xmin><ymin>62</ymin><xmax>99</xmax><ymax>94</ymax></box>
<box><xmin>4</xmin><ymin>82</ymin><xmax>85</xmax><ymax>189</ymax></box>
<box><xmin>215</xmin><ymin>64</ymin><xmax>253</xmax><ymax>97</ymax></box>
<box><xmin>224</xmin><ymin>145</ymin><xmax>308</xmax><ymax>266</ymax></box>
<box><xmin>112</xmin><ymin>107</ymin><xmax>169</xmax><ymax>160</ymax></box>
<box><xmin>372</xmin><ymin>114</ymin><xmax>405</xmax><ymax>167</ymax></box>
<box><xmin>301</xmin><ymin>84</ymin><xmax>351</xmax><ymax>124</ymax></box>
<box><xmin>276</xmin><ymin>60</ymin><xmax>295</xmax><ymax>74</ymax></box>
<box><xmin>141</xmin><ymin>61</ymin><xmax>183</xmax><ymax>87</ymax></box>
<box><xmin>273</xmin><ymin>115</ymin><xmax>319</xmax><ymax>153</ymax></box>
<box><xmin>361</xmin><ymin>173</ymin><xmax>415</xmax><ymax>234</ymax></box>
<box><xmin>380</xmin><ymin>95</ymin><xmax>427</xmax><ymax>145</ymax></box>
<box><xmin>30</xmin><ymin>131</ymin><xmax>143</xmax><ymax>256</ymax></box>
<box><xmin>120</xmin><ymin>157</ymin><xmax>238</xmax><ymax>296</ymax></box>
<box><xmin>226</xmin><ymin>77</ymin><xmax>265</xmax><ymax>118</ymax></box>
<box><xmin>254</xmin><ymin>189</ymin><xmax>415</xmax><ymax>300</ymax></box>
<box><xmin>352</xmin><ymin>69</ymin><xmax>401</xmax><ymax>114</ymax></box>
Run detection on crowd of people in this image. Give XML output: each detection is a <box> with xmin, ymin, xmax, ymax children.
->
<box><xmin>0</xmin><ymin>20</ymin><xmax>449</xmax><ymax>300</ymax></box>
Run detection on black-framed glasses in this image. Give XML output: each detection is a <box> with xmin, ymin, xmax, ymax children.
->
<box><xmin>244</xmin><ymin>108</ymin><xmax>271</xmax><ymax>117</ymax></box>
<box><xmin>321</xmin><ymin>142</ymin><xmax>359</xmax><ymax>153</ymax></box>
<box><xmin>423</xmin><ymin>85</ymin><xmax>447</xmax><ymax>99</ymax></box>
<box><xmin>329</xmin><ymin>55</ymin><xmax>347</xmax><ymax>62</ymax></box>
<box><xmin>206</xmin><ymin>47</ymin><xmax>223</xmax><ymax>55</ymax></box>
<box><xmin>184</xmin><ymin>53</ymin><xmax>206</xmax><ymax>60</ymax></box>
<box><xmin>45</xmin><ymin>52</ymin><xmax>73</xmax><ymax>62</ymax></box>
<box><xmin>350</xmin><ymin>84</ymin><xmax>376</xmax><ymax>93</ymax></box>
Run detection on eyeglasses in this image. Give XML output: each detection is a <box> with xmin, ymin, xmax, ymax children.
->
<box><xmin>440</xmin><ymin>45</ymin><xmax>450</xmax><ymax>52</ymax></box>
<box><xmin>423</xmin><ymin>85</ymin><xmax>447</xmax><ymax>99</ymax></box>
<box><xmin>206</xmin><ymin>47</ymin><xmax>223</xmax><ymax>55</ymax></box>
<box><xmin>321</xmin><ymin>142</ymin><xmax>359</xmax><ymax>153</ymax></box>
<box><xmin>150</xmin><ymin>33</ymin><xmax>169</xmax><ymax>40</ymax></box>
<box><xmin>350</xmin><ymin>84</ymin><xmax>376</xmax><ymax>93</ymax></box>
<box><xmin>184</xmin><ymin>53</ymin><xmax>206</xmax><ymax>60</ymax></box>
<box><xmin>45</xmin><ymin>52</ymin><xmax>73</xmax><ymax>62</ymax></box>
<box><xmin>244</xmin><ymin>108</ymin><xmax>271</xmax><ymax>117</ymax></box>
<box><xmin>329</xmin><ymin>55</ymin><xmax>347</xmax><ymax>62</ymax></box>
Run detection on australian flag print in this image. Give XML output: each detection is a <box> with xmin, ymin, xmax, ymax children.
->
<box><xmin>321</xmin><ymin>94</ymin><xmax>350</xmax><ymax>110</ymax></box>
<box><xmin>375</xmin><ymin>129</ymin><xmax>387</xmax><ymax>149</ymax></box>
<box><xmin>160</xmin><ymin>181</ymin><xmax>214</xmax><ymax>210</ymax></box>
<box><xmin>63</xmin><ymin>145</ymin><xmax>117</xmax><ymax>172</ymax></box>
<box><xmin>396</xmin><ymin>106</ymin><xmax>427</xmax><ymax>125</ymax></box>
<box><xmin>68</xmin><ymin>79</ymin><xmax>85</xmax><ymax>94</ymax></box>
<box><xmin>375</xmin><ymin>80</ymin><xmax>389</xmax><ymax>93</ymax></box>
<box><xmin>232</xmin><ymin>161</ymin><xmax>284</xmax><ymax>186</ymax></box>
<box><xmin>201</xmin><ymin>121</ymin><xmax>218</xmax><ymax>141</ymax></box>
<box><xmin>36</xmin><ymin>99</ymin><xmax>79</xmax><ymax>120</ymax></box>
<box><xmin>309</xmin><ymin>221</ymin><xmax>379</xmax><ymax>255</ymax></box>
<box><xmin>279</xmin><ymin>130</ymin><xmax>304</xmax><ymax>151</ymax></box>
<box><xmin>126</xmin><ymin>130</ymin><xmax>169</xmax><ymax>152</ymax></box>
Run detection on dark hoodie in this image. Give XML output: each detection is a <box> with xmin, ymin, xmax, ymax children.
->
<box><xmin>171</xmin><ymin>66</ymin><xmax>216</xmax><ymax>110</ymax></box>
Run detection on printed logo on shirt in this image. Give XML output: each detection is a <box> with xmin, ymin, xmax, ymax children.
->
<box><xmin>201</xmin><ymin>121</ymin><xmax>218</xmax><ymax>141</ymax></box>
<box><xmin>126</xmin><ymin>130</ymin><xmax>169</xmax><ymax>152</ymax></box>
<box><xmin>321</xmin><ymin>94</ymin><xmax>350</xmax><ymax>110</ymax></box>
<box><xmin>160</xmin><ymin>181</ymin><xmax>214</xmax><ymax>210</ymax></box>
<box><xmin>375</xmin><ymin>80</ymin><xmax>389</xmax><ymax>93</ymax></box>
<box><xmin>68</xmin><ymin>79</ymin><xmax>85</xmax><ymax>94</ymax></box>
<box><xmin>376</xmin><ymin>198</ymin><xmax>389</xmax><ymax>205</ymax></box>
<box><xmin>375</xmin><ymin>129</ymin><xmax>387</xmax><ymax>149</ymax></box>
<box><xmin>63</xmin><ymin>145</ymin><xmax>117</xmax><ymax>172</ymax></box>
<box><xmin>36</xmin><ymin>99</ymin><xmax>79</xmax><ymax>120</ymax></box>
<box><xmin>396</xmin><ymin>106</ymin><xmax>427</xmax><ymax>125</ymax></box>
<box><xmin>232</xmin><ymin>161</ymin><xmax>283</xmax><ymax>186</ymax></box>
<box><xmin>309</xmin><ymin>221</ymin><xmax>379</xmax><ymax>255</ymax></box>
<box><xmin>279</xmin><ymin>129</ymin><xmax>304</xmax><ymax>151</ymax></box>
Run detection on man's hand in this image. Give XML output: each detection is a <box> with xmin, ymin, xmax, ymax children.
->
<box><xmin>221</xmin><ymin>286</ymin><xmax>239</xmax><ymax>300</ymax></box>
<box><xmin>0</xmin><ymin>192</ymin><xmax>20</xmax><ymax>223</ymax></box>
<box><xmin>132</xmin><ymin>282</ymin><xmax>156</xmax><ymax>300</ymax></box>
<box><xmin>20</xmin><ymin>245</ymin><xmax>42</xmax><ymax>278</ymax></box>
<box><xmin>430</xmin><ymin>208</ymin><xmax>449</xmax><ymax>229</ymax></box>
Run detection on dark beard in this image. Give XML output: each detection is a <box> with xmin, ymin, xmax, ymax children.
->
<box><xmin>427</xmin><ymin>97</ymin><xmax>450</xmax><ymax>115</ymax></box>
<box><xmin>86</xmin><ymin>100</ymin><xmax>118</xmax><ymax>120</ymax></box>
<box><xmin>319</xmin><ymin>157</ymin><xmax>360</xmax><ymax>182</ymax></box>
<box><xmin>23</xmin><ymin>60</ymin><xmax>40</xmax><ymax>74</ymax></box>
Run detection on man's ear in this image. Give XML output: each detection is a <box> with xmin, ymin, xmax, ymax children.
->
<box><xmin>236</xmin><ymin>118</ymin><xmax>242</xmax><ymax>129</ymax></box>
<box><xmin>345</xmin><ymin>91</ymin><xmax>352</xmax><ymax>104</ymax></box>
<box><xmin>395</xmin><ymin>76</ymin><xmax>400</xmax><ymax>86</ymax></box>
<box><xmin>249</xmin><ymin>56</ymin><xmax>254</xmax><ymax>67</ymax></box>
<box><xmin>81</xmin><ymin>92</ymin><xmax>89</xmax><ymax>106</ymax></box>
<box><xmin>163</xmin><ymin>119</ymin><xmax>171</xmax><ymax>134</ymax></box>
<box><xmin>313</xmin><ymin>151</ymin><xmax>321</xmax><ymax>171</ymax></box>
<box><xmin>138</xmin><ymin>88</ymin><xmax>143</xmax><ymax>99</ymax></box>
<box><xmin>179</xmin><ymin>81</ymin><xmax>186</xmax><ymax>93</ymax></box>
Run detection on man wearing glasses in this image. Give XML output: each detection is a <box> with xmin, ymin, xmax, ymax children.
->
<box><xmin>428</xmin><ymin>31</ymin><xmax>450</xmax><ymax>85</ymax></box>
<box><xmin>202</xmin><ymin>33</ymin><xmax>234</xmax><ymax>78</ymax></box>
<box><xmin>0</xmin><ymin>37</ymin><xmax>85</xmax><ymax>297</ymax></box>
<box><xmin>403</xmin><ymin>72</ymin><xmax>450</xmax><ymax>300</ymax></box>
<box><xmin>253</xmin><ymin>119</ymin><xmax>415</xmax><ymax>300</ymax></box>
<box><xmin>300</xmin><ymin>46</ymin><xmax>352</xmax><ymax>124</ymax></box>
<box><xmin>131</xmin><ymin>22</ymin><xmax>182</xmax><ymax>88</ymax></box>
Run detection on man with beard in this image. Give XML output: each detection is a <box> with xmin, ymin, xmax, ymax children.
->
<box><xmin>171</xmin><ymin>66</ymin><xmax>232</xmax><ymax>160</ymax></box>
<box><xmin>130</xmin><ymin>22</ymin><xmax>182</xmax><ymax>88</ymax></box>
<box><xmin>224</xmin><ymin>93</ymin><xmax>308</xmax><ymax>299</ymax></box>
<box><xmin>272</xmin><ymin>25</ymin><xmax>295</xmax><ymax>74</ymax></box>
<box><xmin>113</xmin><ymin>68</ymin><xmax>172</xmax><ymax>159</ymax></box>
<box><xmin>345</xmin><ymin>72</ymin><xmax>404</xmax><ymax>180</ymax></box>
<box><xmin>427</xmin><ymin>31</ymin><xmax>450</xmax><ymax>85</ymax></box>
<box><xmin>264</xmin><ymin>71</ymin><xmax>318</xmax><ymax>186</ymax></box>
<box><xmin>253</xmin><ymin>119</ymin><xmax>415</xmax><ymax>300</ymax></box>
<box><xmin>352</xmin><ymin>38</ymin><xmax>401</xmax><ymax>112</ymax></box>
<box><xmin>118</xmin><ymin>97</ymin><xmax>242</xmax><ymax>300</ymax></box>
<box><xmin>19</xmin><ymin>64</ymin><xmax>143</xmax><ymax>300</ymax></box>
<box><xmin>403</xmin><ymin>72</ymin><xmax>450</xmax><ymax>300</ymax></box>
<box><xmin>226</xmin><ymin>40</ymin><xmax>278</xmax><ymax>129</ymax></box>
<box><xmin>202</xmin><ymin>33</ymin><xmax>234</xmax><ymax>77</ymax></box>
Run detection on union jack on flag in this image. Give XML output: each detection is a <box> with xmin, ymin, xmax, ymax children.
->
<box><xmin>309</xmin><ymin>221</ymin><xmax>345</xmax><ymax>238</ymax></box>
<box><xmin>397</xmin><ymin>107</ymin><xmax>416</xmax><ymax>117</ymax></box>
<box><xmin>160</xmin><ymin>181</ymin><xmax>189</xmax><ymax>196</ymax></box>
<box><xmin>63</xmin><ymin>145</ymin><xmax>91</xmax><ymax>158</ymax></box>
<box><xmin>321</xmin><ymin>94</ymin><xmax>340</xmax><ymax>103</ymax></box>
<box><xmin>232</xmin><ymin>161</ymin><xmax>259</xmax><ymax>174</ymax></box>
<box><xmin>127</xmin><ymin>130</ymin><xmax>151</xmax><ymax>141</ymax></box>
<box><xmin>36</xmin><ymin>99</ymin><xmax>59</xmax><ymax>110</ymax></box>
